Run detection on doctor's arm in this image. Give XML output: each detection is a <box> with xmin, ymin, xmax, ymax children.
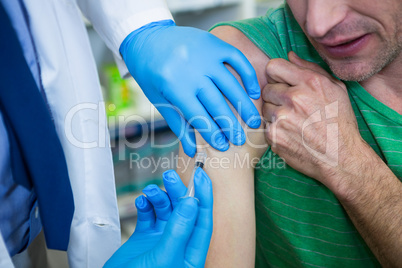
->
<box><xmin>176</xmin><ymin>26</ymin><xmax>270</xmax><ymax>267</ymax></box>
<box><xmin>77</xmin><ymin>0</ymin><xmax>173</xmax><ymax>57</ymax></box>
<box><xmin>77</xmin><ymin>0</ymin><xmax>262</xmax><ymax>157</ymax></box>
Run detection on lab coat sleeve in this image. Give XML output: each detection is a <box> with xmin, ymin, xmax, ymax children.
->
<box><xmin>76</xmin><ymin>0</ymin><xmax>174</xmax><ymax>77</ymax></box>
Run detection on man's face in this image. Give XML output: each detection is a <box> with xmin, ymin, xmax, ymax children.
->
<box><xmin>287</xmin><ymin>0</ymin><xmax>402</xmax><ymax>82</ymax></box>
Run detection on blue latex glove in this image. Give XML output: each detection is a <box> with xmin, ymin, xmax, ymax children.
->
<box><xmin>120</xmin><ymin>20</ymin><xmax>261</xmax><ymax>157</ymax></box>
<box><xmin>104</xmin><ymin>169</ymin><xmax>213</xmax><ymax>268</ymax></box>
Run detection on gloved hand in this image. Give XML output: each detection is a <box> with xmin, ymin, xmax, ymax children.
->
<box><xmin>104</xmin><ymin>169</ymin><xmax>213</xmax><ymax>268</ymax></box>
<box><xmin>120</xmin><ymin>20</ymin><xmax>261</xmax><ymax>157</ymax></box>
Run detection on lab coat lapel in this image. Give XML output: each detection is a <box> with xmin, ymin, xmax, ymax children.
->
<box><xmin>22</xmin><ymin>0</ymin><xmax>121</xmax><ymax>267</ymax></box>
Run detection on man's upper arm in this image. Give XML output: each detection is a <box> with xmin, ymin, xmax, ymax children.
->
<box><xmin>177</xmin><ymin>26</ymin><xmax>270</xmax><ymax>267</ymax></box>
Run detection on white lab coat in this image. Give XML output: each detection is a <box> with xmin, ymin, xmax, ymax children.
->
<box><xmin>0</xmin><ymin>0</ymin><xmax>173</xmax><ymax>267</ymax></box>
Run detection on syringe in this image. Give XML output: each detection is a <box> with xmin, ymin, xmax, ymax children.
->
<box><xmin>183</xmin><ymin>152</ymin><xmax>207</xmax><ymax>198</ymax></box>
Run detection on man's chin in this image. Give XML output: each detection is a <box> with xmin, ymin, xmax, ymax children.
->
<box><xmin>324</xmin><ymin>59</ymin><xmax>377</xmax><ymax>82</ymax></box>
<box><xmin>319</xmin><ymin>43</ymin><xmax>402</xmax><ymax>82</ymax></box>
<box><xmin>313</xmin><ymin>46</ymin><xmax>379</xmax><ymax>82</ymax></box>
<box><xmin>331</xmin><ymin>67</ymin><xmax>373</xmax><ymax>82</ymax></box>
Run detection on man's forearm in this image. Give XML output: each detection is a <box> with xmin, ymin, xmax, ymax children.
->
<box><xmin>331</xmin><ymin>145</ymin><xmax>402</xmax><ymax>267</ymax></box>
<box><xmin>259</xmin><ymin>50</ymin><xmax>402</xmax><ymax>267</ymax></box>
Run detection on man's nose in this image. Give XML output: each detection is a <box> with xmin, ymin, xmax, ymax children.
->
<box><xmin>305</xmin><ymin>0</ymin><xmax>348</xmax><ymax>39</ymax></box>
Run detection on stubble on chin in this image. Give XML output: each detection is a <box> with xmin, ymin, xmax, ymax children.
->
<box><xmin>320</xmin><ymin>43</ymin><xmax>402</xmax><ymax>82</ymax></box>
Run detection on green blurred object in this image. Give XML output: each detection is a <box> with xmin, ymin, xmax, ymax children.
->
<box><xmin>112</xmin><ymin>130</ymin><xmax>179</xmax><ymax>196</ymax></box>
<box><xmin>102</xmin><ymin>65</ymin><xmax>137</xmax><ymax>117</ymax></box>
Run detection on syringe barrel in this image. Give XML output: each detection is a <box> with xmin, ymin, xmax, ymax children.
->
<box><xmin>184</xmin><ymin>152</ymin><xmax>207</xmax><ymax>198</ymax></box>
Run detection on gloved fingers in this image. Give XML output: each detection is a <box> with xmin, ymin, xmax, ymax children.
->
<box><xmin>135</xmin><ymin>195</ymin><xmax>156</xmax><ymax>231</ymax></box>
<box><xmin>223</xmin><ymin>46</ymin><xmax>260</xmax><ymax>99</ymax></box>
<box><xmin>164</xmin><ymin>116</ymin><xmax>196</xmax><ymax>159</ymax></box>
<box><xmin>142</xmin><ymin>184</ymin><xmax>172</xmax><ymax>227</ymax></box>
<box><xmin>197</xmin><ymin>79</ymin><xmax>245</xmax><ymax>146</ymax></box>
<box><xmin>193</xmin><ymin>168</ymin><xmax>213</xmax><ymax>216</ymax></box>
<box><xmin>163</xmin><ymin>170</ymin><xmax>187</xmax><ymax>209</ymax></box>
<box><xmin>212</xmin><ymin>66</ymin><xmax>261</xmax><ymax>129</ymax></box>
<box><xmin>154</xmin><ymin>197</ymin><xmax>199</xmax><ymax>256</ymax></box>
<box><xmin>180</xmin><ymin>97</ymin><xmax>229</xmax><ymax>152</ymax></box>
<box><xmin>155</xmin><ymin>99</ymin><xmax>197</xmax><ymax>157</ymax></box>
<box><xmin>185</xmin><ymin>168</ymin><xmax>213</xmax><ymax>267</ymax></box>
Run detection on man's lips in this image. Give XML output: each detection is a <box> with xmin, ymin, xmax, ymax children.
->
<box><xmin>319</xmin><ymin>34</ymin><xmax>371</xmax><ymax>58</ymax></box>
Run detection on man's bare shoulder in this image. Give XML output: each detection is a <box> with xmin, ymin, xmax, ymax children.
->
<box><xmin>210</xmin><ymin>26</ymin><xmax>270</xmax><ymax>88</ymax></box>
<box><xmin>176</xmin><ymin>25</ymin><xmax>269</xmax><ymax>268</ymax></box>
<box><xmin>210</xmin><ymin>26</ymin><xmax>254</xmax><ymax>52</ymax></box>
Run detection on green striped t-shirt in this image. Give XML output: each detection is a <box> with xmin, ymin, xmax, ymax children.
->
<box><xmin>213</xmin><ymin>3</ymin><xmax>401</xmax><ymax>268</ymax></box>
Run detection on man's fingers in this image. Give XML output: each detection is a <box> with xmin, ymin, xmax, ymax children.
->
<box><xmin>262</xmin><ymin>102</ymin><xmax>282</xmax><ymax>124</ymax></box>
<box><xmin>142</xmin><ymin>185</ymin><xmax>172</xmax><ymax>225</ymax></box>
<box><xmin>185</xmin><ymin>168</ymin><xmax>213</xmax><ymax>268</ymax></box>
<box><xmin>262</xmin><ymin>82</ymin><xmax>292</xmax><ymax>106</ymax></box>
<box><xmin>212</xmin><ymin>66</ymin><xmax>261</xmax><ymax>129</ymax></box>
<box><xmin>266</xmin><ymin>52</ymin><xmax>333</xmax><ymax>86</ymax></box>
<box><xmin>288</xmin><ymin>51</ymin><xmax>334</xmax><ymax>81</ymax></box>
<box><xmin>163</xmin><ymin>170</ymin><xmax>188</xmax><ymax>208</ymax></box>
<box><xmin>267</xmin><ymin>51</ymin><xmax>342</xmax><ymax>90</ymax></box>
<box><xmin>154</xmin><ymin>198</ymin><xmax>198</xmax><ymax>256</ymax></box>
<box><xmin>223</xmin><ymin>46</ymin><xmax>260</xmax><ymax>99</ymax></box>
<box><xmin>266</xmin><ymin>57</ymin><xmax>308</xmax><ymax>86</ymax></box>
<box><xmin>197</xmin><ymin>80</ymin><xmax>246</xmax><ymax>146</ymax></box>
<box><xmin>135</xmin><ymin>195</ymin><xmax>155</xmax><ymax>231</ymax></box>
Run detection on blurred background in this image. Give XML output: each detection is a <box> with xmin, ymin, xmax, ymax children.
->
<box><xmin>86</xmin><ymin>0</ymin><xmax>283</xmax><ymax>244</ymax></box>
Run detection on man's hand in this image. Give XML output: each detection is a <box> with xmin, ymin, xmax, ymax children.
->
<box><xmin>120</xmin><ymin>20</ymin><xmax>261</xmax><ymax>157</ymax></box>
<box><xmin>104</xmin><ymin>169</ymin><xmax>213</xmax><ymax>268</ymax></box>
<box><xmin>261</xmin><ymin>51</ymin><xmax>402</xmax><ymax>267</ymax></box>
<box><xmin>262</xmin><ymin>51</ymin><xmax>369</xmax><ymax>193</ymax></box>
